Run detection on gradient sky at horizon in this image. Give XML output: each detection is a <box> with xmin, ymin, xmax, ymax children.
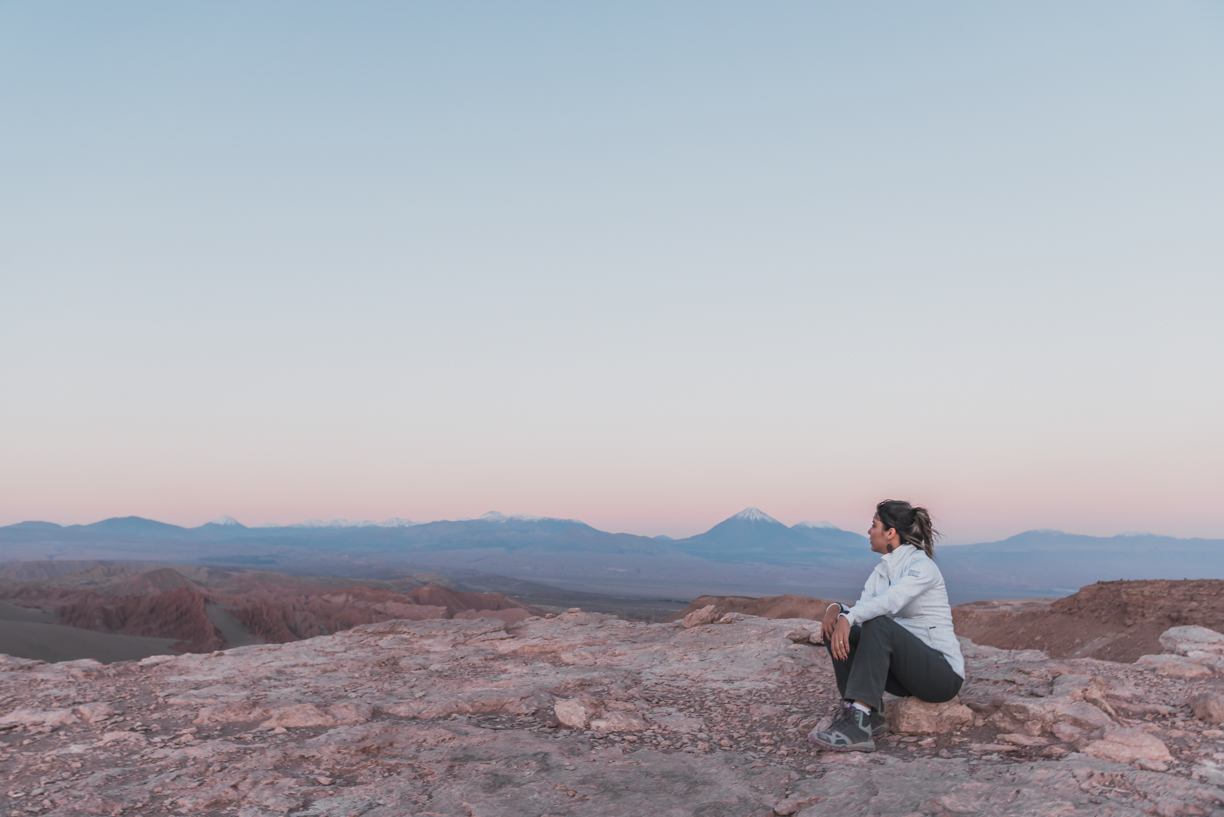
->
<box><xmin>2</xmin><ymin>2</ymin><xmax>1222</xmax><ymax>543</ymax></box>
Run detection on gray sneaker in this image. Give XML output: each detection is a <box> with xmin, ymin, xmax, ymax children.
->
<box><xmin>822</xmin><ymin>701</ymin><xmax>888</xmax><ymax>736</ymax></box>
<box><xmin>809</xmin><ymin>706</ymin><xmax>876</xmax><ymax>752</ymax></box>
<box><xmin>870</xmin><ymin>709</ymin><xmax>889</xmax><ymax>736</ymax></box>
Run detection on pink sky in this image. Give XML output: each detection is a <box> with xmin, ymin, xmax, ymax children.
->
<box><xmin>2</xmin><ymin>3</ymin><xmax>1222</xmax><ymax>543</ymax></box>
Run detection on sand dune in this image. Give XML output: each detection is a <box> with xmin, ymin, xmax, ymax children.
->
<box><xmin>0</xmin><ymin>619</ymin><xmax>179</xmax><ymax>663</ymax></box>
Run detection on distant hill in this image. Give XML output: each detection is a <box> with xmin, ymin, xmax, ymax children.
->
<box><xmin>78</xmin><ymin>517</ymin><xmax>189</xmax><ymax>538</ymax></box>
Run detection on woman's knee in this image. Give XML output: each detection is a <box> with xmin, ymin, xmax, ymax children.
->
<box><xmin>858</xmin><ymin>616</ymin><xmax>891</xmax><ymax>641</ymax></box>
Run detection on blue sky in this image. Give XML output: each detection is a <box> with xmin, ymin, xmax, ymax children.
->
<box><xmin>2</xmin><ymin>2</ymin><xmax>1222</xmax><ymax>541</ymax></box>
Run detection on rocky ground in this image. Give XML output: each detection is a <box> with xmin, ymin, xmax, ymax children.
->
<box><xmin>3</xmin><ymin>610</ymin><xmax>1224</xmax><ymax>816</ymax></box>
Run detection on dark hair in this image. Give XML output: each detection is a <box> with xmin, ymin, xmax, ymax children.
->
<box><xmin>875</xmin><ymin>500</ymin><xmax>938</xmax><ymax>559</ymax></box>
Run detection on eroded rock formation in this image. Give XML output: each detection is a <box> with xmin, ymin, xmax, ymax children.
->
<box><xmin>0</xmin><ymin>565</ymin><xmax>543</xmax><ymax>657</ymax></box>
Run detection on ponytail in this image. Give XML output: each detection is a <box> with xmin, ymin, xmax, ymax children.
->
<box><xmin>876</xmin><ymin>500</ymin><xmax>939</xmax><ymax>560</ymax></box>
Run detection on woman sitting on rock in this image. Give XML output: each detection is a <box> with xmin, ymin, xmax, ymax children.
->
<box><xmin>810</xmin><ymin>499</ymin><xmax>965</xmax><ymax>752</ymax></box>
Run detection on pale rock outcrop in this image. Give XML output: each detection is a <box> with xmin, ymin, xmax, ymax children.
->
<box><xmin>884</xmin><ymin>697</ymin><xmax>974</xmax><ymax>734</ymax></box>
<box><xmin>1160</xmin><ymin>624</ymin><xmax>1224</xmax><ymax>655</ymax></box>
<box><xmin>0</xmin><ymin>707</ymin><xmax>79</xmax><ymax>728</ymax></box>
<box><xmin>75</xmin><ymin>702</ymin><xmax>119</xmax><ymax>724</ymax></box>
<box><xmin>193</xmin><ymin>701</ymin><xmax>270</xmax><ymax>725</ymax></box>
<box><xmin>1135</xmin><ymin>653</ymin><xmax>1214</xmax><ymax>679</ymax></box>
<box><xmin>1082</xmin><ymin>727</ymin><xmax>1174</xmax><ymax>766</ymax></box>
<box><xmin>324</xmin><ymin>701</ymin><xmax>372</xmax><ymax>724</ymax></box>
<box><xmin>1160</xmin><ymin>625</ymin><xmax>1224</xmax><ymax>671</ymax></box>
<box><xmin>260</xmin><ymin>703</ymin><xmax>339</xmax><ymax>729</ymax></box>
<box><xmin>681</xmin><ymin>603</ymin><xmax>718</xmax><ymax>629</ymax></box>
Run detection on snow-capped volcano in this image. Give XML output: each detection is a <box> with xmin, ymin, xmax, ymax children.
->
<box><xmin>794</xmin><ymin>520</ymin><xmax>841</xmax><ymax>530</ymax></box>
<box><xmin>207</xmin><ymin>515</ymin><xmax>242</xmax><ymax>527</ymax></box>
<box><xmin>671</xmin><ymin>506</ymin><xmax>870</xmax><ymax>562</ymax></box>
<box><xmin>377</xmin><ymin>518</ymin><xmax>416</xmax><ymax>528</ymax></box>
<box><xmin>284</xmin><ymin>518</ymin><xmax>417</xmax><ymax>528</ymax></box>
<box><xmin>730</xmin><ymin>508</ymin><xmax>782</xmax><ymax>525</ymax></box>
<box><xmin>456</xmin><ymin>512</ymin><xmax>547</xmax><ymax>523</ymax></box>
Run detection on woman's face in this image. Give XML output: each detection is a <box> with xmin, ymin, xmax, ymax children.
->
<box><xmin>868</xmin><ymin>515</ymin><xmax>894</xmax><ymax>555</ymax></box>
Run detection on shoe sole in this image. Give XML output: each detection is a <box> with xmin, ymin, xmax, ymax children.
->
<box><xmin>807</xmin><ymin>732</ymin><xmax>876</xmax><ymax>752</ymax></box>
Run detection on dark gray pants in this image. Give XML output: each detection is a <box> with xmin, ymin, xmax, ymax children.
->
<box><xmin>825</xmin><ymin>616</ymin><xmax>963</xmax><ymax>711</ymax></box>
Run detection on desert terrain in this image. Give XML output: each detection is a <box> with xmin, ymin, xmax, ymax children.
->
<box><xmin>3</xmin><ymin>580</ymin><xmax>1224</xmax><ymax>815</ymax></box>
<box><xmin>0</xmin><ymin>561</ymin><xmax>546</xmax><ymax>664</ymax></box>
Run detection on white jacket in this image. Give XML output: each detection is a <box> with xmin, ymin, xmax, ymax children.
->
<box><xmin>840</xmin><ymin>544</ymin><xmax>965</xmax><ymax>679</ymax></box>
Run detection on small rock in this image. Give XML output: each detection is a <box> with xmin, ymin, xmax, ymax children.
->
<box><xmin>682</xmin><ymin>605</ymin><xmax>718</xmax><ymax>629</ymax></box>
<box><xmin>76</xmin><ymin>703</ymin><xmax>119</xmax><ymax>724</ymax></box>
<box><xmin>997</xmin><ymin>733</ymin><xmax>1050</xmax><ymax>747</ymax></box>
<box><xmin>589</xmin><ymin>712</ymin><xmax>647</xmax><ymax>732</ymax></box>
<box><xmin>1082</xmin><ymin>728</ymin><xmax>1173</xmax><ymax>764</ymax></box>
<box><xmin>884</xmin><ymin>697</ymin><xmax>974</xmax><ymax>735</ymax></box>
<box><xmin>772</xmin><ymin>780</ymin><xmax>826</xmax><ymax>815</ymax></box>
<box><xmin>259</xmin><ymin>704</ymin><xmax>338</xmax><ymax>729</ymax></box>
<box><xmin>749</xmin><ymin>704</ymin><xmax>786</xmax><ymax>719</ymax></box>
<box><xmin>1189</xmin><ymin>693</ymin><xmax>1224</xmax><ymax>724</ymax></box>
<box><xmin>554</xmin><ymin>699</ymin><xmax>593</xmax><ymax>729</ymax></box>
<box><xmin>1050</xmin><ymin>722</ymin><xmax>1090</xmax><ymax>748</ymax></box>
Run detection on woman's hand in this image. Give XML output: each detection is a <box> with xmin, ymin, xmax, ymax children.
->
<box><xmin>829</xmin><ymin>615</ymin><xmax>852</xmax><ymax>661</ymax></box>
<box><xmin>821</xmin><ymin>604</ymin><xmax>841</xmax><ymax>642</ymax></box>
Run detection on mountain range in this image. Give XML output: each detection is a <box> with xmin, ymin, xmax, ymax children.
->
<box><xmin>2</xmin><ymin>508</ymin><xmax>1222</xmax><ymax>603</ymax></box>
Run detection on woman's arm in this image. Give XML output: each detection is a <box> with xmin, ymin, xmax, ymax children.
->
<box><xmin>842</xmin><ymin>559</ymin><xmax>939</xmax><ymax>627</ymax></box>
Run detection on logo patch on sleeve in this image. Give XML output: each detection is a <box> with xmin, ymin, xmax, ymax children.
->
<box><xmin>906</xmin><ymin>569</ymin><xmax>922</xmax><ymax>578</ymax></box>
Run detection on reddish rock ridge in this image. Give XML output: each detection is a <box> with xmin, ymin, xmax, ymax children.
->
<box><xmin>2</xmin><ymin>612</ymin><xmax>1223</xmax><ymax>815</ymax></box>
<box><xmin>58</xmin><ymin>587</ymin><xmax>225</xmax><ymax>653</ymax></box>
<box><xmin>954</xmin><ymin>580</ymin><xmax>1224</xmax><ymax>662</ymax></box>
<box><xmin>667</xmin><ymin>594</ymin><xmax>837</xmax><ymax>624</ymax></box>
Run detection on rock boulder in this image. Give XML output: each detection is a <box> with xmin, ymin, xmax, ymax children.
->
<box><xmin>554</xmin><ymin>698</ymin><xmax>595</xmax><ymax>729</ymax></box>
<box><xmin>1190</xmin><ymin>692</ymin><xmax>1224</xmax><ymax>724</ymax></box>
<box><xmin>682</xmin><ymin>604</ymin><xmax>718</xmax><ymax>629</ymax></box>
<box><xmin>883</xmin><ymin>697</ymin><xmax>974</xmax><ymax>735</ymax></box>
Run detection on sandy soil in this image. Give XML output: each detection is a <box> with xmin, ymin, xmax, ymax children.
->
<box><xmin>0</xmin><ymin>619</ymin><xmax>180</xmax><ymax>663</ymax></box>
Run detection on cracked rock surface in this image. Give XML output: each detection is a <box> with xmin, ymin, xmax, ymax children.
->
<box><xmin>2</xmin><ymin>613</ymin><xmax>1224</xmax><ymax>816</ymax></box>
